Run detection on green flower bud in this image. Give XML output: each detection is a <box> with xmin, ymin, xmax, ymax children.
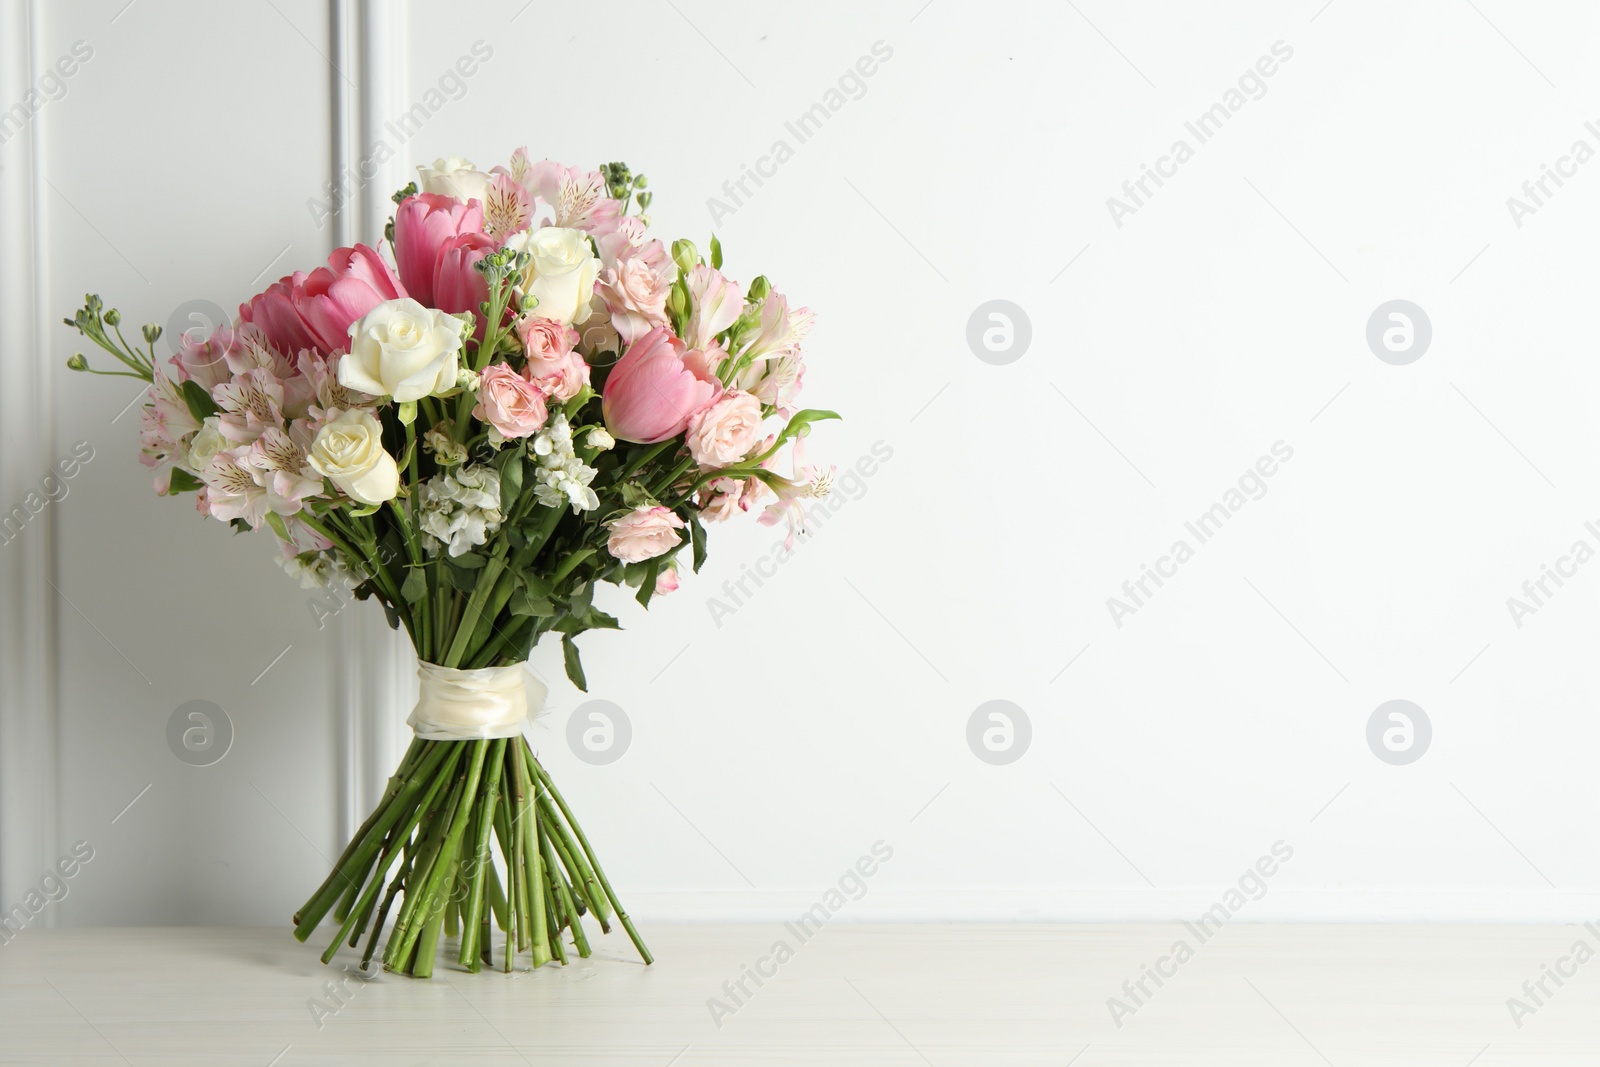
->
<box><xmin>671</xmin><ymin>239</ymin><xmax>699</xmax><ymax>276</ymax></box>
<box><xmin>103</xmin><ymin>307</ymin><xmax>121</xmax><ymax>326</ymax></box>
<box><xmin>141</xmin><ymin>323</ymin><xmax>162</xmax><ymax>344</ymax></box>
<box><xmin>66</xmin><ymin>354</ymin><xmax>88</xmax><ymax>371</ymax></box>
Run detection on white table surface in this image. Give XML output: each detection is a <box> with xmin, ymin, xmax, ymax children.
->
<box><xmin>0</xmin><ymin>924</ymin><xmax>1594</xmax><ymax>1065</ymax></box>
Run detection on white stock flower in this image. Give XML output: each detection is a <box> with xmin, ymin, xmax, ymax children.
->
<box><xmin>530</xmin><ymin>414</ymin><xmax>598</xmax><ymax>512</ymax></box>
<box><xmin>418</xmin><ymin>463</ymin><xmax>504</xmax><ymax>557</ymax></box>
<box><xmin>339</xmin><ymin>298</ymin><xmax>466</xmax><ymax>403</ymax></box>
<box><xmin>503</xmin><ymin>227</ymin><xmax>600</xmax><ymax>326</ymax></box>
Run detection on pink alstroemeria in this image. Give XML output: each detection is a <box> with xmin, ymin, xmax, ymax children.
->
<box><xmin>242</xmin><ymin>426</ymin><xmax>323</xmax><ymax>516</ymax></box>
<box><xmin>198</xmin><ymin>448</ymin><xmax>269</xmax><ymax>527</ymax></box>
<box><xmin>685</xmin><ymin>265</ymin><xmax>744</xmax><ymax>350</ymax></box>
<box><xmin>743</xmin><ymin>289</ymin><xmax>814</xmax><ymax>362</ymax></box>
<box><xmin>758</xmin><ymin>439</ymin><xmax>835</xmax><ymax>550</ymax></box>
<box><xmin>212</xmin><ymin>367</ymin><xmax>286</xmax><ymax>445</ymax></box>
<box><xmin>521</xmin><ymin>157</ymin><xmax>621</xmax><ymax>235</ymax></box>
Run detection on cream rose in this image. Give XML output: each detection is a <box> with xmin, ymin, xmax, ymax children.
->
<box><xmin>307</xmin><ymin>409</ymin><xmax>399</xmax><ymax>505</ymax></box>
<box><xmin>685</xmin><ymin>391</ymin><xmax>762</xmax><ymax>469</ymax></box>
<box><xmin>182</xmin><ymin>416</ymin><xmax>229</xmax><ymax>473</ymax></box>
<box><xmin>503</xmin><ymin>227</ymin><xmax>600</xmax><ymax>326</ymax></box>
<box><xmin>417</xmin><ymin>156</ymin><xmax>492</xmax><ymax>205</ymax></box>
<box><xmin>339</xmin><ymin>298</ymin><xmax>466</xmax><ymax>403</ymax></box>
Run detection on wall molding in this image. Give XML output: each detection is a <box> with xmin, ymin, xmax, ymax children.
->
<box><xmin>0</xmin><ymin>0</ymin><xmax>60</xmax><ymax>915</ymax></box>
<box><xmin>329</xmin><ymin>0</ymin><xmax>411</xmax><ymax>841</ymax></box>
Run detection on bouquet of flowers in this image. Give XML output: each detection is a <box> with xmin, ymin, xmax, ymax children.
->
<box><xmin>66</xmin><ymin>151</ymin><xmax>834</xmax><ymax>976</ymax></box>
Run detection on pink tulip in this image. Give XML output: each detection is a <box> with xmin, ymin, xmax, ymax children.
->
<box><xmin>238</xmin><ymin>272</ymin><xmax>319</xmax><ymax>355</ymax></box>
<box><xmin>295</xmin><ymin>244</ymin><xmax>406</xmax><ymax>353</ymax></box>
<box><xmin>239</xmin><ymin>245</ymin><xmax>406</xmax><ymax>356</ymax></box>
<box><xmin>431</xmin><ymin>232</ymin><xmax>495</xmax><ymax>328</ymax></box>
<box><xmin>601</xmin><ymin>327</ymin><xmax>721</xmax><ymax>444</ymax></box>
<box><xmin>394</xmin><ymin>193</ymin><xmax>485</xmax><ymax>308</ymax></box>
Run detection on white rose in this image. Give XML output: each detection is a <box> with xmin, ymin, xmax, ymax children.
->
<box><xmin>417</xmin><ymin>156</ymin><xmax>492</xmax><ymax>205</ymax></box>
<box><xmin>307</xmin><ymin>409</ymin><xmax>400</xmax><ymax>505</ymax></box>
<box><xmin>182</xmin><ymin>416</ymin><xmax>228</xmax><ymax>473</ymax></box>
<box><xmin>503</xmin><ymin>227</ymin><xmax>600</xmax><ymax>326</ymax></box>
<box><xmin>339</xmin><ymin>298</ymin><xmax>465</xmax><ymax>403</ymax></box>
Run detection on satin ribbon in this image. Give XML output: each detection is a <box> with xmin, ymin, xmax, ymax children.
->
<box><xmin>407</xmin><ymin>661</ymin><xmax>545</xmax><ymax>740</ymax></box>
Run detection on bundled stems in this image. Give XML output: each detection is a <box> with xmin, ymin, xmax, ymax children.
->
<box><xmin>294</xmin><ymin>735</ymin><xmax>649</xmax><ymax>977</ymax></box>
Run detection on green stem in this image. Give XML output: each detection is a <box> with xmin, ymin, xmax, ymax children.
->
<box><xmin>532</xmin><ymin>756</ymin><xmax>652</xmax><ymax>965</ymax></box>
<box><xmin>458</xmin><ymin>738</ymin><xmax>505</xmax><ymax>967</ymax></box>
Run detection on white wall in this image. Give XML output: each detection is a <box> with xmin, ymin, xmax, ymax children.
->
<box><xmin>5</xmin><ymin>0</ymin><xmax>1600</xmax><ymax>926</ymax></box>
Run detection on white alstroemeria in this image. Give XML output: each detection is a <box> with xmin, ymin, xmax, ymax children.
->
<box><xmin>417</xmin><ymin>463</ymin><xmax>505</xmax><ymax>557</ymax></box>
<box><xmin>529</xmin><ymin>414</ymin><xmax>599</xmax><ymax>512</ymax></box>
<box><xmin>278</xmin><ymin>551</ymin><xmax>350</xmax><ymax>590</ymax></box>
<box><xmin>584</xmin><ymin>427</ymin><xmax>615</xmax><ymax>451</ymax></box>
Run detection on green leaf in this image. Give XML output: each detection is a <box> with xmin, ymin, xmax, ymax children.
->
<box><xmin>499</xmin><ymin>453</ymin><xmax>524</xmax><ymax>512</ymax></box>
<box><xmin>400</xmin><ymin>567</ymin><xmax>427</xmax><ymax>604</ymax></box>
<box><xmin>380</xmin><ymin>598</ymin><xmax>402</xmax><ymax>631</ymax></box>
<box><xmin>263</xmin><ymin>511</ymin><xmax>290</xmax><ymax>541</ymax></box>
<box><xmin>508</xmin><ymin>586</ymin><xmax>556</xmax><ymax>617</ymax></box>
<box><xmin>167</xmin><ymin>468</ymin><xmax>202</xmax><ymax>494</ymax></box>
<box><xmin>562</xmin><ymin>635</ymin><xmax>587</xmax><ymax>691</ymax></box>
<box><xmin>522</xmin><ymin>574</ymin><xmax>553</xmax><ymax>598</ymax></box>
<box><xmin>179</xmin><ymin>379</ymin><xmax>218</xmax><ymax>423</ymax></box>
<box><xmin>569</xmin><ymin>580</ymin><xmax>593</xmax><ymax>615</ymax></box>
<box><xmin>779</xmin><ymin>408</ymin><xmax>842</xmax><ymax>443</ymax></box>
<box><xmin>709</xmin><ymin>233</ymin><xmax>723</xmax><ymax>270</ymax></box>
<box><xmin>446</xmin><ymin>562</ymin><xmax>479</xmax><ymax>593</ymax></box>
<box><xmin>688</xmin><ymin>510</ymin><xmax>707</xmax><ymax>573</ymax></box>
<box><xmin>450</xmin><ymin>552</ymin><xmax>487</xmax><ymax>570</ymax></box>
<box><xmin>636</xmin><ymin>559</ymin><xmax>660</xmax><ymax>608</ymax></box>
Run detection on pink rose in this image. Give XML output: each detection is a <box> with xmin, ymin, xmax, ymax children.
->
<box><xmin>394</xmin><ymin>193</ymin><xmax>485</xmax><ymax>307</ymax></box>
<box><xmin>601</xmin><ymin>327</ymin><xmax>720</xmax><ymax>444</ymax></box>
<box><xmin>606</xmin><ymin>505</ymin><xmax>685</xmax><ymax>563</ymax></box>
<box><xmin>518</xmin><ymin>315</ymin><xmax>580</xmax><ymax>376</ymax></box>
<box><xmin>685</xmin><ymin>390</ymin><xmax>762</xmax><ymax>469</ymax></box>
<box><xmin>698</xmin><ymin>477</ymin><xmax>744</xmax><ymax>523</ymax></box>
<box><xmin>654</xmin><ymin>565</ymin><xmax>680</xmax><ymax>595</ymax></box>
<box><xmin>517</xmin><ymin>315</ymin><xmax>589</xmax><ymax>400</ymax></box>
<box><xmin>533</xmin><ymin>353</ymin><xmax>590</xmax><ymax>403</ymax></box>
<box><xmin>473</xmin><ymin>362</ymin><xmax>549</xmax><ymax>439</ymax></box>
<box><xmin>597</xmin><ymin>240</ymin><xmax>674</xmax><ymax>344</ymax></box>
